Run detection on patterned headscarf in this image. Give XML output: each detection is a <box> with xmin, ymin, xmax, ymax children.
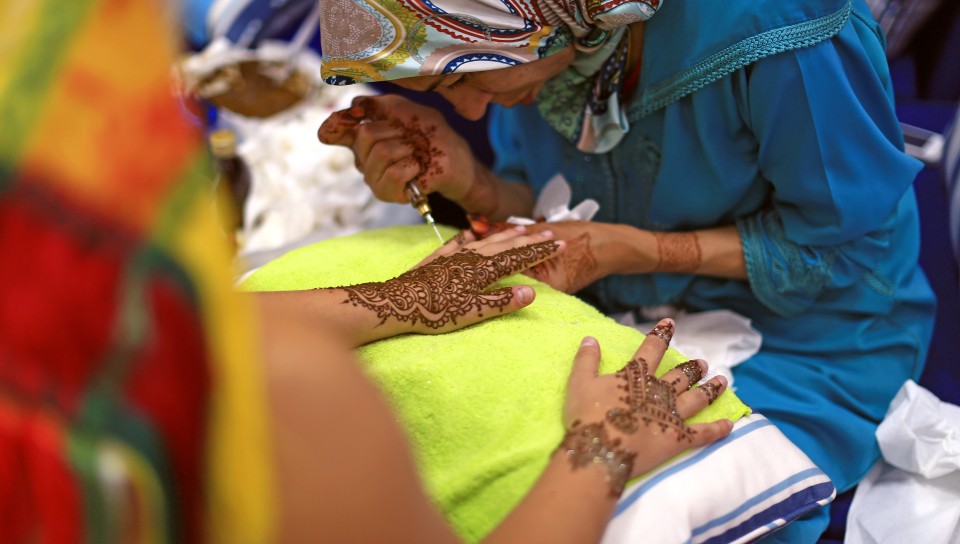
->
<box><xmin>320</xmin><ymin>0</ymin><xmax>663</xmax><ymax>152</ymax></box>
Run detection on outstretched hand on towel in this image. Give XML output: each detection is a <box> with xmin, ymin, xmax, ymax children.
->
<box><xmin>561</xmin><ymin>319</ymin><xmax>734</xmax><ymax>493</ymax></box>
<box><xmin>256</xmin><ymin>225</ymin><xmax>564</xmax><ymax>347</ymax></box>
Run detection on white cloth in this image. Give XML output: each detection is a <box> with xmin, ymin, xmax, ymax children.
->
<box><xmin>845</xmin><ymin>380</ymin><xmax>960</xmax><ymax>544</ymax></box>
<box><xmin>179</xmin><ymin>42</ymin><xmax>422</xmax><ymax>276</ymax></box>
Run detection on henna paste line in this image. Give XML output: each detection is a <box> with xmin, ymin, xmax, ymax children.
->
<box><xmin>698</xmin><ymin>381</ymin><xmax>722</xmax><ymax>404</ymax></box>
<box><xmin>653</xmin><ymin>231</ymin><xmax>702</xmax><ymax>274</ymax></box>
<box><xmin>339</xmin><ymin>242</ymin><xmax>558</xmax><ymax>329</ymax></box>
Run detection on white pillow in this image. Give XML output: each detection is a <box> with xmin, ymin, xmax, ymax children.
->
<box><xmin>604</xmin><ymin>413</ymin><xmax>836</xmax><ymax>544</ymax></box>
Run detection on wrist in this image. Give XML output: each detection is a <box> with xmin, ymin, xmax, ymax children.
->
<box><xmin>320</xmin><ymin>285</ymin><xmax>405</xmax><ymax>347</ymax></box>
<box><xmin>556</xmin><ymin>420</ymin><xmax>635</xmax><ymax>499</ymax></box>
<box><xmin>457</xmin><ymin>161</ymin><xmax>500</xmax><ymax>216</ymax></box>
<box><xmin>598</xmin><ymin>223</ymin><xmax>659</xmax><ymax>276</ymax></box>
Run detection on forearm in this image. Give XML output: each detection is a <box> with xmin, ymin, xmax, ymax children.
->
<box><xmin>457</xmin><ymin>161</ymin><xmax>535</xmax><ymax>221</ymax></box>
<box><xmin>483</xmin><ymin>451</ymin><xmax>618</xmax><ymax>544</ymax></box>
<box><xmin>607</xmin><ymin>224</ymin><xmax>747</xmax><ymax>280</ymax></box>
<box><xmin>256</xmin><ymin>288</ymin><xmax>403</xmax><ymax>349</ymax></box>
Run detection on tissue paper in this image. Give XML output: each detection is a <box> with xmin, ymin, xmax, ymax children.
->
<box><xmin>845</xmin><ymin>380</ymin><xmax>960</xmax><ymax>544</ymax></box>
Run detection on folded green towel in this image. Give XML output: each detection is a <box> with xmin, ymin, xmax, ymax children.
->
<box><xmin>242</xmin><ymin>225</ymin><xmax>751</xmax><ymax>541</ymax></box>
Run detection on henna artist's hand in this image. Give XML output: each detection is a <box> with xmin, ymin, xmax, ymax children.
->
<box><xmin>559</xmin><ymin>319</ymin><xmax>734</xmax><ymax>497</ymax></box>
<box><xmin>508</xmin><ymin>220</ymin><xmax>638</xmax><ymax>294</ymax></box>
<box><xmin>468</xmin><ymin>217</ymin><xmax>607</xmax><ymax>293</ymax></box>
<box><xmin>340</xmin><ymin>226</ymin><xmax>565</xmax><ymax>336</ymax></box>
<box><xmin>317</xmin><ymin>94</ymin><xmax>479</xmax><ymax>205</ymax></box>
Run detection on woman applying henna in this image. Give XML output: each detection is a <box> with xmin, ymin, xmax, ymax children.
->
<box><xmin>317</xmin><ymin>0</ymin><xmax>937</xmax><ymax>541</ymax></box>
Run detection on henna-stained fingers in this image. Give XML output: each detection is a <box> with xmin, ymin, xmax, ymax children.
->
<box><xmin>682</xmin><ymin>417</ymin><xmax>734</xmax><ymax>449</ymax></box>
<box><xmin>648</xmin><ymin>318</ymin><xmax>675</xmax><ymax>345</ymax></box>
<box><xmin>672</xmin><ymin>375</ymin><xmax>728</xmax><ymax>420</ymax></box>
<box><xmin>341</xmin><ymin>242</ymin><xmax>559</xmax><ymax>333</ymax></box>
<box><xmin>658</xmin><ymin>359</ymin><xmax>706</xmax><ymax>395</ymax></box>
<box><xmin>416</xmin><ymin>230</ymin><xmax>475</xmax><ymax>268</ymax></box>
<box><xmin>627</xmin><ymin>318</ymin><xmax>675</xmax><ymax>378</ymax></box>
<box><xmin>472</xmin><ymin>229</ymin><xmax>558</xmax><ymax>256</ymax></box>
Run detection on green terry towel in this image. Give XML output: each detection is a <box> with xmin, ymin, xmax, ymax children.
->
<box><xmin>242</xmin><ymin>224</ymin><xmax>751</xmax><ymax>541</ymax></box>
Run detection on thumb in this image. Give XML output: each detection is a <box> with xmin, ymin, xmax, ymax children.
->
<box><xmin>568</xmin><ymin>336</ymin><xmax>601</xmax><ymax>389</ymax></box>
<box><xmin>317</xmin><ymin>108</ymin><xmax>362</xmax><ymax>146</ymax></box>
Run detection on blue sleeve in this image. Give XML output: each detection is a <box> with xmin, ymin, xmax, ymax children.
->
<box><xmin>735</xmin><ymin>12</ymin><xmax>923</xmax><ymax>317</ymax></box>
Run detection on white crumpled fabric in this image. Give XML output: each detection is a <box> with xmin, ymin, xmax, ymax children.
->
<box><xmin>846</xmin><ymin>380</ymin><xmax>960</xmax><ymax>544</ymax></box>
<box><xmin>179</xmin><ymin>41</ymin><xmax>420</xmax><ymax>275</ymax></box>
<box><xmin>506</xmin><ymin>173</ymin><xmax>600</xmax><ymax>224</ymax></box>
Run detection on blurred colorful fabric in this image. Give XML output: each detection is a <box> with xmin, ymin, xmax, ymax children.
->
<box><xmin>0</xmin><ymin>1</ymin><xmax>276</xmax><ymax>542</ymax></box>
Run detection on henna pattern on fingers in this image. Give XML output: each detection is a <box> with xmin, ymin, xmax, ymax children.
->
<box><xmin>648</xmin><ymin>319</ymin><xmax>674</xmax><ymax>345</ymax></box>
<box><xmin>528</xmin><ymin>232</ymin><xmax>597</xmax><ymax>293</ymax></box>
<box><xmin>698</xmin><ymin>380</ymin><xmax>722</xmax><ymax>404</ymax></box>
<box><xmin>653</xmin><ymin>231</ymin><xmax>702</xmax><ymax>273</ymax></box>
<box><xmin>391</xmin><ymin>116</ymin><xmax>444</xmax><ymax>192</ymax></box>
<box><xmin>605</xmin><ymin>359</ymin><xmax>696</xmax><ymax>442</ymax></box>
<box><xmin>340</xmin><ymin>242</ymin><xmax>558</xmax><ymax>329</ymax></box>
<box><xmin>675</xmin><ymin>360</ymin><xmax>704</xmax><ymax>386</ymax></box>
<box><xmin>559</xmin><ymin>420</ymin><xmax>635</xmax><ymax>498</ymax></box>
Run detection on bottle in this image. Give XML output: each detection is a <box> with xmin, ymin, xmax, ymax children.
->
<box><xmin>208</xmin><ymin>129</ymin><xmax>251</xmax><ymax>248</ymax></box>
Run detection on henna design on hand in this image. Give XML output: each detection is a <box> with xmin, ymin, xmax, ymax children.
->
<box><xmin>605</xmin><ymin>359</ymin><xmax>696</xmax><ymax>442</ymax></box>
<box><xmin>529</xmin><ymin>232</ymin><xmax>597</xmax><ymax>293</ymax></box>
<box><xmin>559</xmin><ymin>420</ymin><xmax>636</xmax><ymax>498</ymax></box>
<box><xmin>653</xmin><ymin>232</ymin><xmax>702</xmax><ymax>273</ymax></box>
<box><xmin>391</xmin><ymin>115</ymin><xmax>444</xmax><ymax>192</ymax></box>
<box><xmin>340</xmin><ymin>241</ymin><xmax>558</xmax><ymax>329</ymax></box>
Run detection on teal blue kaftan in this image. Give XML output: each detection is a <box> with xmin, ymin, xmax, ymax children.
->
<box><xmin>489</xmin><ymin>0</ymin><xmax>936</xmax><ymax>539</ymax></box>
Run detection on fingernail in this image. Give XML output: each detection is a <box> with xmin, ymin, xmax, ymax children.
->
<box><xmin>348</xmin><ymin>106</ymin><xmax>365</xmax><ymax>119</ymax></box>
<box><xmin>516</xmin><ymin>285</ymin><xmax>533</xmax><ymax>305</ymax></box>
<box><xmin>512</xmin><ymin>225</ymin><xmax>527</xmax><ymax>232</ymax></box>
<box><xmin>581</xmin><ymin>336</ymin><xmax>597</xmax><ymax>347</ymax></box>
<box><xmin>539</xmin><ymin>229</ymin><xmax>553</xmax><ymax>238</ymax></box>
<box><xmin>648</xmin><ymin>318</ymin><xmax>675</xmax><ymax>344</ymax></box>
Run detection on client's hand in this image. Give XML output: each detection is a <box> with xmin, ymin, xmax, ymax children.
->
<box><xmin>560</xmin><ymin>319</ymin><xmax>733</xmax><ymax>496</ymax></box>
<box><xmin>339</xmin><ymin>226</ymin><xmax>564</xmax><ymax>337</ymax></box>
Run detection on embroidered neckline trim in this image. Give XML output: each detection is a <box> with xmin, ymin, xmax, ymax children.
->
<box><xmin>629</xmin><ymin>1</ymin><xmax>852</xmax><ymax>120</ymax></box>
